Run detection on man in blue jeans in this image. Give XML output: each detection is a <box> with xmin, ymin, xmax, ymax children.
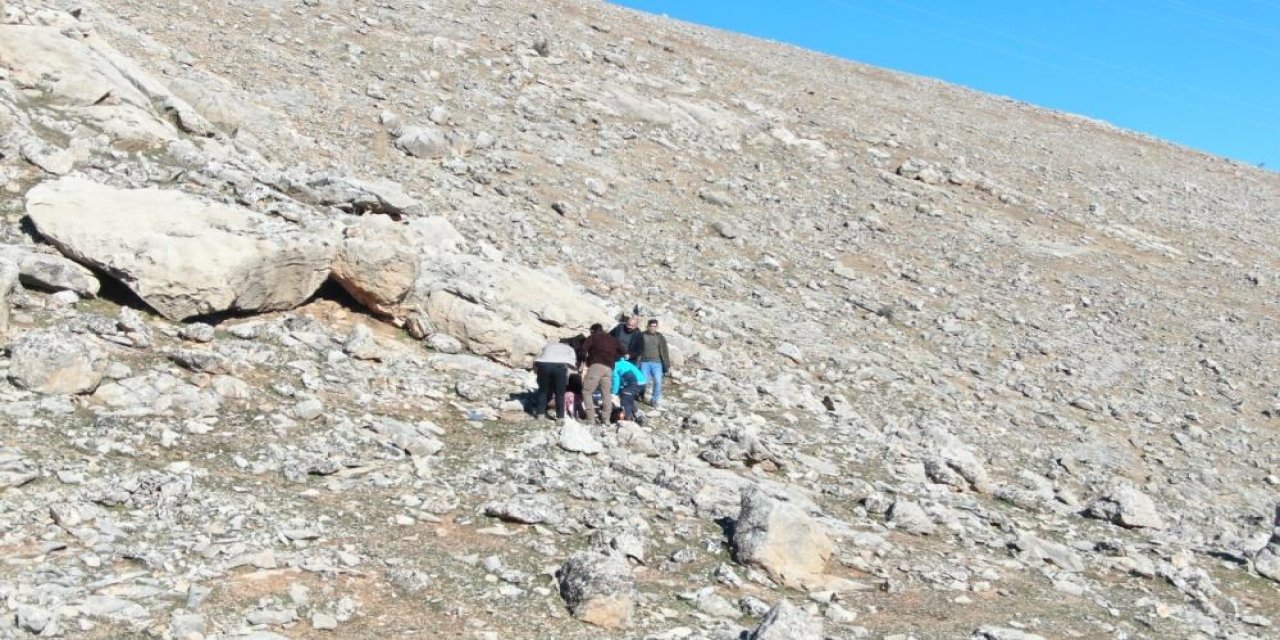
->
<box><xmin>636</xmin><ymin>318</ymin><xmax>671</xmax><ymax>409</ymax></box>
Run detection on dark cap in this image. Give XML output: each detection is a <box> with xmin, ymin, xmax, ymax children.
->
<box><xmin>590</xmin><ymin>323</ymin><xmax>604</xmax><ymax>332</ymax></box>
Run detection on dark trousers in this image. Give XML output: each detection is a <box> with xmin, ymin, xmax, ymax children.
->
<box><xmin>619</xmin><ymin>383</ymin><xmax>641</xmax><ymax>421</ymax></box>
<box><xmin>534</xmin><ymin>362</ymin><xmax>569</xmax><ymax>419</ymax></box>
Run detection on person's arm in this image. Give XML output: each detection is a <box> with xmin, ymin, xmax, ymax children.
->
<box><xmin>660</xmin><ymin>335</ymin><xmax>671</xmax><ymax>372</ymax></box>
<box><xmin>611</xmin><ymin>368</ymin><xmax>621</xmax><ymax>395</ymax></box>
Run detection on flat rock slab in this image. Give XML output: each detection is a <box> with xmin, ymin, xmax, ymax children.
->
<box><xmin>25</xmin><ymin>178</ymin><xmax>336</xmax><ymax>320</ymax></box>
<box><xmin>0</xmin><ymin>26</ymin><xmax>148</xmax><ymax>107</ymax></box>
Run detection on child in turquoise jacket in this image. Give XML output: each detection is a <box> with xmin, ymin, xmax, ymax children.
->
<box><xmin>611</xmin><ymin>356</ymin><xmax>647</xmax><ymax>422</ymax></box>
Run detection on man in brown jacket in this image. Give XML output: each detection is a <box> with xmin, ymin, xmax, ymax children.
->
<box><xmin>581</xmin><ymin>323</ymin><xmax>625</xmax><ymax>424</ymax></box>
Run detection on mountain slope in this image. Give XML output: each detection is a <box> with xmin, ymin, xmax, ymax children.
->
<box><xmin>1</xmin><ymin>0</ymin><xmax>1278</xmax><ymax>639</ymax></box>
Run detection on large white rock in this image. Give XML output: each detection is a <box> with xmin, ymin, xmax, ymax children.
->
<box><xmin>0</xmin><ymin>26</ymin><xmax>148</xmax><ymax>107</ymax></box>
<box><xmin>331</xmin><ymin>215</ymin><xmax>463</xmax><ymax>315</ymax></box>
<box><xmin>25</xmin><ymin>178</ymin><xmax>336</xmax><ymax>320</ymax></box>
<box><xmin>331</xmin><ymin>215</ymin><xmax>608</xmax><ymax>367</ymax></box>
<box><xmin>732</xmin><ymin>486</ymin><xmax>833</xmax><ymax>589</ymax></box>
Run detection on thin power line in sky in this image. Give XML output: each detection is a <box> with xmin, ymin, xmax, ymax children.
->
<box><xmin>1153</xmin><ymin>0</ymin><xmax>1280</xmax><ymax>41</ymax></box>
<box><xmin>876</xmin><ymin>0</ymin><xmax>1280</xmax><ymax>119</ymax></box>
<box><xmin>818</xmin><ymin>0</ymin><xmax>1280</xmax><ymax>136</ymax></box>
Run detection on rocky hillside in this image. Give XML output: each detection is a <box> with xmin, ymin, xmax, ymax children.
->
<box><xmin>1</xmin><ymin>0</ymin><xmax>1278</xmax><ymax>638</ymax></box>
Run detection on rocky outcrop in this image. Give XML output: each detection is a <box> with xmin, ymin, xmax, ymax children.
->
<box><xmin>732</xmin><ymin>486</ymin><xmax>832</xmax><ymax>588</ymax></box>
<box><xmin>0</xmin><ymin>25</ymin><xmax>149</xmax><ymax>108</ymax></box>
<box><xmin>0</xmin><ymin>24</ymin><xmax>194</xmax><ymax>149</ymax></box>
<box><xmin>330</xmin><ymin>215</ymin><xmax>463</xmax><ymax>315</ymax></box>
<box><xmin>25</xmin><ymin>178</ymin><xmax>336</xmax><ymax>321</ymax></box>
<box><xmin>332</xmin><ymin>214</ymin><xmax>608</xmax><ymax>366</ymax></box>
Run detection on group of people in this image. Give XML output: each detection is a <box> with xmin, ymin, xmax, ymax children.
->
<box><xmin>531</xmin><ymin>315</ymin><xmax>672</xmax><ymax>425</ymax></box>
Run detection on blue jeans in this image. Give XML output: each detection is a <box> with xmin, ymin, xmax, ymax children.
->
<box><xmin>640</xmin><ymin>361</ymin><xmax>664</xmax><ymax>408</ymax></box>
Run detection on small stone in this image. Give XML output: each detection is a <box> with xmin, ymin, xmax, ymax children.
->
<box><xmin>559</xmin><ymin>420</ymin><xmax>603</xmax><ymax>455</ymax></box>
<box><xmin>17</xmin><ymin>605</ymin><xmax>52</xmax><ymax>634</ymax></box>
<box><xmin>825</xmin><ymin>603</ymin><xmax>857</xmax><ymax>624</ymax></box>
<box><xmin>887</xmin><ymin>500</ymin><xmax>936</xmax><ymax>535</ymax></box>
<box><xmin>180</xmin><ymin>323</ymin><xmax>216</xmax><ymax>343</ymax></box>
<box><xmin>170</xmin><ymin>613</ymin><xmax>206</xmax><ymax>638</ymax></box>
<box><xmin>246</xmin><ymin>608</ymin><xmax>296</xmax><ymax>626</ymax></box>
<box><xmin>1241</xmin><ymin>614</ymin><xmax>1272</xmax><ymax>627</ymax></box>
<box><xmin>972</xmin><ymin>626</ymin><xmax>1047</xmax><ymax>640</ymax></box>
<box><xmin>294</xmin><ymin>398</ymin><xmax>324</xmax><ymax>421</ymax></box>
<box><xmin>747</xmin><ymin>600</ymin><xmax>823</xmax><ymax>640</ymax></box>
<box><xmin>1085</xmin><ymin>485</ymin><xmax>1165</xmax><ymax>530</ymax></box>
<box><xmin>343</xmin><ymin>323</ymin><xmax>385</xmax><ymax>361</ymax></box>
<box><xmin>312</xmin><ymin>612</ymin><xmax>338</xmax><ymax>630</ymax></box>
<box><xmin>712</xmin><ymin>220</ymin><xmax>741</xmax><ymax>239</ymax></box>
<box><xmin>426</xmin><ymin>333</ymin><xmax>463</xmax><ymax>354</ymax></box>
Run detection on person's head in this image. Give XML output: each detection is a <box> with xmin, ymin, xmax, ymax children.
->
<box><xmin>590</xmin><ymin>323</ymin><xmax>603</xmax><ymax>334</ymax></box>
<box><xmin>646</xmin><ymin>318</ymin><xmax>659</xmax><ymax>333</ymax></box>
<box><xmin>626</xmin><ymin>316</ymin><xmax>640</xmax><ymax>330</ymax></box>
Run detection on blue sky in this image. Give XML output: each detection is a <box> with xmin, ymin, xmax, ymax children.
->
<box><xmin>610</xmin><ymin>0</ymin><xmax>1280</xmax><ymax>169</ymax></box>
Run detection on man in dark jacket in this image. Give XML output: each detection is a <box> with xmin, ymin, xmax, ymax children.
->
<box><xmin>609</xmin><ymin>315</ymin><xmax>644</xmax><ymax>362</ymax></box>
<box><xmin>582</xmin><ymin>323</ymin><xmax>625</xmax><ymax>424</ymax></box>
<box><xmin>637</xmin><ymin>318</ymin><xmax>672</xmax><ymax>409</ymax></box>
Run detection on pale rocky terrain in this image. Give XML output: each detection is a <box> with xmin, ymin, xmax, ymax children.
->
<box><xmin>1</xmin><ymin>0</ymin><xmax>1279</xmax><ymax>639</ymax></box>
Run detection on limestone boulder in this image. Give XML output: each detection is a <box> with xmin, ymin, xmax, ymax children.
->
<box><xmin>25</xmin><ymin>178</ymin><xmax>337</xmax><ymax>321</ymax></box>
<box><xmin>331</xmin><ymin>215</ymin><xmax>607</xmax><ymax>367</ymax></box>
<box><xmin>732</xmin><ymin>485</ymin><xmax>833</xmax><ymax>588</ymax></box>
<box><xmin>414</xmin><ymin>258</ymin><xmax>609</xmax><ymax>366</ymax></box>
<box><xmin>331</xmin><ymin>215</ymin><xmax>462</xmax><ymax>315</ymax></box>
<box><xmin>7</xmin><ymin>329</ymin><xmax>107</xmax><ymax>394</ymax></box>
<box><xmin>556</xmin><ymin>552</ymin><xmax>634</xmax><ymax>629</ymax></box>
<box><xmin>423</xmin><ymin>289</ymin><xmax>547</xmax><ymax>366</ymax></box>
